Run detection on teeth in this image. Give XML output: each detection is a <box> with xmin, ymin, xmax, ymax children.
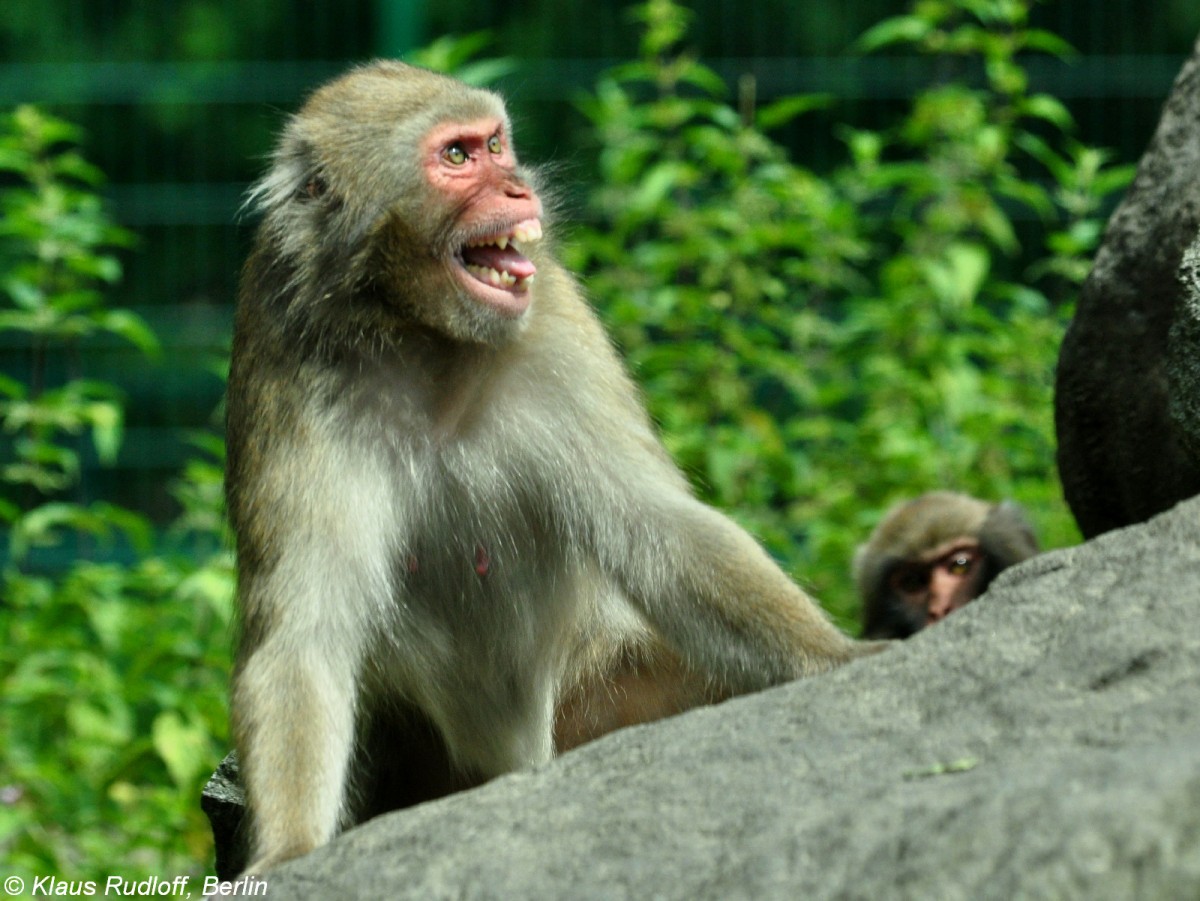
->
<box><xmin>512</xmin><ymin>220</ymin><xmax>543</xmax><ymax>244</ymax></box>
<box><xmin>466</xmin><ymin>220</ymin><xmax>542</xmax><ymax>250</ymax></box>
<box><xmin>466</xmin><ymin>264</ymin><xmax>523</xmax><ymax>289</ymax></box>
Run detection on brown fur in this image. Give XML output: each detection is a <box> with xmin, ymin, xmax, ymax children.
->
<box><xmin>226</xmin><ymin>60</ymin><xmax>882</xmax><ymax>875</ymax></box>
<box><xmin>854</xmin><ymin>491</ymin><xmax>1039</xmax><ymax>639</ymax></box>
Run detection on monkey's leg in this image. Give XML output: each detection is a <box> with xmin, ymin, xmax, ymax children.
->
<box><xmin>431</xmin><ymin>666</ymin><xmax>560</xmax><ymax>779</ymax></box>
<box><xmin>554</xmin><ymin>644</ymin><xmax>721</xmax><ymax>752</ymax></box>
<box><xmin>233</xmin><ymin>636</ymin><xmax>361</xmax><ymax>873</ymax></box>
<box><xmin>352</xmin><ymin>704</ymin><xmax>488</xmax><ymax>819</ymax></box>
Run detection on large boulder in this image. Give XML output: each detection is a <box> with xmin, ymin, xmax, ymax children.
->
<box><xmin>1169</xmin><ymin>229</ymin><xmax>1200</xmax><ymax>460</ymax></box>
<box><xmin>235</xmin><ymin>496</ymin><xmax>1200</xmax><ymax>900</ymax></box>
<box><xmin>1056</xmin><ymin>33</ymin><xmax>1200</xmax><ymax>537</ymax></box>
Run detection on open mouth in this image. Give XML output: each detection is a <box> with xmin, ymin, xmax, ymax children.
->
<box><xmin>456</xmin><ymin>218</ymin><xmax>543</xmax><ymax>314</ymax></box>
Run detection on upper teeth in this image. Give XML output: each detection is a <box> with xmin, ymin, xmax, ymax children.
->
<box><xmin>512</xmin><ymin>220</ymin><xmax>542</xmax><ymax>243</ymax></box>
<box><xmin>465</xmin><ymin>219</ymin><xmax>543</xmax><ymax>249</ymax></box>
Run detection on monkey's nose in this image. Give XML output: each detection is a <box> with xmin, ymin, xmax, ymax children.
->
<box><xmin>925</xmin><ymin>584</ymin><xmax>956</xmax><ymax>622</ymax></box>
<box><xmin>502</xmin><ymin>175</ymin><xmax>535</xmax><ymax>201</ymax></box>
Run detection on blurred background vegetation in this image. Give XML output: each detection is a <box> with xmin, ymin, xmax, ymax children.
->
<box><xmin>1</xmin><ymin>0</ymin><xmax>1197</xmax><ymax>886</ymax></box>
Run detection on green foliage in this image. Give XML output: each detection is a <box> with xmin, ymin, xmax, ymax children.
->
<box><xmin>0</xmin><ymin>107</ymin><xmax>233</xmax><ymax>881</ymax></box>
<box><xmin>0</xmin><ymin>0</ymin><xmax>1137</xmax><ymax>880</ymax></box>
<box><xmin>404</xmin><ymin>31</ymin><xmax>517</xmax><ymax>85</ymax></box>
<box><xmin>0</xmin><ymin>107</ymin><xmax>150</xmax><ymax>519</ymax></box>
<box><xmin>568</xmin><ymin>0</ymin><xmax>1131</xmax><ymax>626</ymax></box>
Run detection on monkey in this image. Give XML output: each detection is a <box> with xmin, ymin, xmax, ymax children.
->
<box><xmin>552</xmin><ymin>645</ymin><xmax>726</xmax><ymax>753</ymax></box>
<box><xmin>853</xmin><ymin>491</ymin><xmax>1039</xmax><ymax>640</ymax></box>
<box><xmin>225</xmin><ymin>60</ymin><xmax>884</xmax><ymax>876</ymax></box>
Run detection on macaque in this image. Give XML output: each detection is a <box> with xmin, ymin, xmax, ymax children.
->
<box><xmin>552</xmin><ymin>646</ymin><xmax>726</xmax><ymax>753</ymax></box>
<box><xmin>853</xmin><ymin>491</ymin><xmax>1039</xmax><ymax>639</ymax></box>
<box><xmin>225</xmin><ymin>60</ymin><xmax>882</xmax><ymax>875</ymax></box>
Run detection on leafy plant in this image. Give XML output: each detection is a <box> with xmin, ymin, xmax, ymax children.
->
<box><xmin>0</xmin><ymin>0</ymin><xmax>1137</xmax><ymax>879</ymax></box>
<box><xmin>568</xmin><ymin>0</ymin><xmax>1131</xmax><ymax>625</ymax></box>
<box><xmin>404</xmin><ymin>30</ymin><xmax>516</xmax><ymax>85</ymax></box>
<box><xmin>0</xmin><ymin>106</ymin><xmax>232</xmax><ymax>882</ymax></box>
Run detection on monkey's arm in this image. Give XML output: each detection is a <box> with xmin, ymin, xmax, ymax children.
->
<box><xmin>608</xmin><ymin>495</ymin><xmax>867</xmax><ymax>692</ymax></box>
<box><xmin>533</xmin><ymin>267</ymin><xmax>874</xmax><ymax>692</ymax></box>
<box><xmin>226</xmin><ymin>349</ymin><xmax>404</xmax><ymax>871</ymax></box>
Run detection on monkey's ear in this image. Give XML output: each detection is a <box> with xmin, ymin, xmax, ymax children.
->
<box><xmin>246</xmin><ymin>136</ymin><xmax>322</xmax><ymax>215</ymax></box>
<box><xmin>855</xmin><ymin>549</ymin><xmax>921</xmax><ymax>640</ymax></box>
<box><xmin>852</xmin><ymin>544</ymin><xmax>891</xmax><ymax>610</ymax></box>
<box><xmin>978</xmin><ymin>501</ymin><xmax>1039</xmax><ymax>568</ymax></box>
<box><xmin>296</xmin><ymin>172</ymin><xmax>329</xmax><ymax>202</ymax></box>
<box><xmin>850</xmin><ymin>543</ymin><xmax>870</xmax><ymax>591</ymax></box>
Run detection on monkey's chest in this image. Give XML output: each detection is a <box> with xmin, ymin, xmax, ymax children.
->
<box><xmin>386</xmin><ymin>456</ymin><xmax>578</xmax><ymax>635</ymax></box>
<box><xmin>398</xmin><ymin>522</ymin><xmax>559</xmax><ymax>614</ymax></box>
<box><xmin>374</xmin><ymin>488</ymin><xmax>587</xmax><ymax>725</ymax></box>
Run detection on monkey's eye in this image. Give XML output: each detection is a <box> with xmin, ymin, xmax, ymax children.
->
<box><xmin>487</xmin><ymin>134</ymin><xmax>503</xmax><ymax>155</ymax></box>
<box><xmin>889</xmin><ymin>565</ymin><xmax>930</xmax><ymax>596</ymax></box>
<box><xmin>444</xmin><ymin>143</ymin><xmax>469</xmax><ymax>166</ymax></box>
<box><xmin>943</xmin><ymin>550</ymin><xmax>981</xmax><ymax>576</ymax></box>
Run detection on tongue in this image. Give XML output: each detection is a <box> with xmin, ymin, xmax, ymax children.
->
<box><xmin>462</xmin><ymin>244</ymin><xmax>537</xmax><ymax>280</ymax></box>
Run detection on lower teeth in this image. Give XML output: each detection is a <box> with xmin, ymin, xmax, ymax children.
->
<box><xmin>466</xmin><ymin>264</ymin><xmax>524</xmax><ymax>289</ymax></box>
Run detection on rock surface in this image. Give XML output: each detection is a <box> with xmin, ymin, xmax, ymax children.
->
<box><xmin>249</xmin><ymin>496</ymin><xmax>1200</xmax><ymax>900</ymax></box>
<box><xmin>1170</xmin><ymin>229</ymin><xmax>1200</xmax><ymax>462</ymax></box>
<box><xmin>1056</xmin><ymin>32</ymin><xmax>1200</xmax><ymax>537</ymax></box>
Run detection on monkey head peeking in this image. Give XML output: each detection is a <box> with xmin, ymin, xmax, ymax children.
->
<box><xmin>854</xmin><ymin>491</ymin><xmax>1040</xmax><ymax>640</ymax></box>
<box><xmin>225</xmin><ymin>60</ymin><xmax>884</xmax><ymax>877</ymax></box>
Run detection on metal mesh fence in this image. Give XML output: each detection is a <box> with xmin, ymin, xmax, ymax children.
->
<box><xmin>1</xmin><ymin>0</ymin><xmax>1195</xmax><ymax>525</ymax></box>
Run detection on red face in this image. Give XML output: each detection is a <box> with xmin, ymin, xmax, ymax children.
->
<box><xmin>422</xmin><ymin>117</ymin><xmax>544</xmax><ymax>319</ymax></box>
<box><xmin>887</xmin><ymin>538</ymin><xmax>986</xmax><ymax>627</ymax></box>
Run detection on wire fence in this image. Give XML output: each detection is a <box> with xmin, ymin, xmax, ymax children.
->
<box><xmin>1</xmin><ymin>0</ymin><xmax>1195</xmax><ymax>525</ymax></box>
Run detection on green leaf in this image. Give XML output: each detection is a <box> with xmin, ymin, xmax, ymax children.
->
<box><xmin>87</xmin><ymin>401</ymin><xmax>124</xmax><ymax>464</ymax></box>
<box><xmin>0</xmin><ymin>146</ymin><xmax>33</xmax><ymax>173</ymax></box>
<box><xmin>67</xmin><ymin>252</ymin><xmax>123</xmax><ymax>283</ymax></box>
<box><xmin>756</xmin><ymin>94</ymin><xmax>833</xmax><ymax>132</ymax></box>
<box><xmin>455</xmin><ymin>59</ymin><xmax>519</xmax><ymax>87</ymax></box>
<box><xmin>51</xmin><ymin>151</ymin><xmax>107</xmax><ymax>187</ymax></box>
<box><xmin>904</xmin><ymin>756</ymin><xmax>981</xmax><ymax>780</ymax></box>
<box><xmin>1093</xmin><ymin>164</ymin><xmax>1136</xmax><ymax>197</ymax></box>
<box><xmin>152</xmin><ymin>712</ymin><xmax>211</xmax><ymax>789</ymax></box>
<box><xmin>177</xmin><ymin>567</ymin><xmax>236</xmax><ymax>621</ymax></box>
<box><xmin>0</xmin><ymin>373</ymin><xmax>27</xmax><ymax>399</ymax></box>
<box><xmin>1022</xmin><ymin>29</ymin><xmax>1078</xmax><ymax>60</ymax></box>
<box><xmin>1020</xmin><ymin>94</ymin><xmax>1075</xmax><ymax>130</ymax></box>
<box><xmin>10</xmin><ymin>502</ymin><xmax>101</xmax><ymax>558</ymax></box>
<box><xmin>2</xmin><ymin>276</ymin><xmax>46</xmax><ymax>310</ymax></box>
<box><xmin>95</xmin><ymin>309</ymin><xmax>161</xmax><ymax>356</ymax></box>
<box><xmin>946</xmin><ymin>243</ymin><xmax>991</xmax><ymax>307</ymax></box>
<box><xmin>68</xmin><ymin>697</ymin><xmax>132</xmax><ymax>746</ymax></box>
<box><xmin>631</xmin><ymin>161</ymin><xmax>688</xmax><ymax>214</ymax></box>
<box><xmin>854</xmin><ymin>16</ymin><xmax>931</xmax><ymax>53</ymax></box>
<box><xmin>677</xmin><ymin>60</ymin><xmax>727</xmax><ymax>97</ymax></box>
<box><xmin>403</xmin><ymin>32</ymin><xmax>514</xmax><ymax>84</ymax></box>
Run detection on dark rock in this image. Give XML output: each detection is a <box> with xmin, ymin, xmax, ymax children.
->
<box><xmin>1056</xmin><ymin>33</ymin><xmax>1200</xmax><ymax>537</ymax></box>
<box><xmin>200</xmin><ymin>752</ymin><xmax>248</xmax><ymax>882</ymax></box>
<box><xmin>1169</xmin><ymin>232</ymin><xmax>1200</xmax><ymax>460</ymax></box>
<box><xmin>238</xmin><ymin>496</ymin><xmax>1200</xmax><ymax>900</ymax></box>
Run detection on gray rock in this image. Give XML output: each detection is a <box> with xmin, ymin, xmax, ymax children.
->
<box><xmin>1056</xmin><ymin>32</ymin><xmax>1200</xmax><ymax>537</ymax></box>
<box><xmin>1170</xmin><ymin>232</ymin><xmax>1200</xmax><ymax>461</ymax></box>
<box><xmin>245</xmin><ymin>495</ymin><xmax>1200</xmax><ymax>900</ymax></box>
